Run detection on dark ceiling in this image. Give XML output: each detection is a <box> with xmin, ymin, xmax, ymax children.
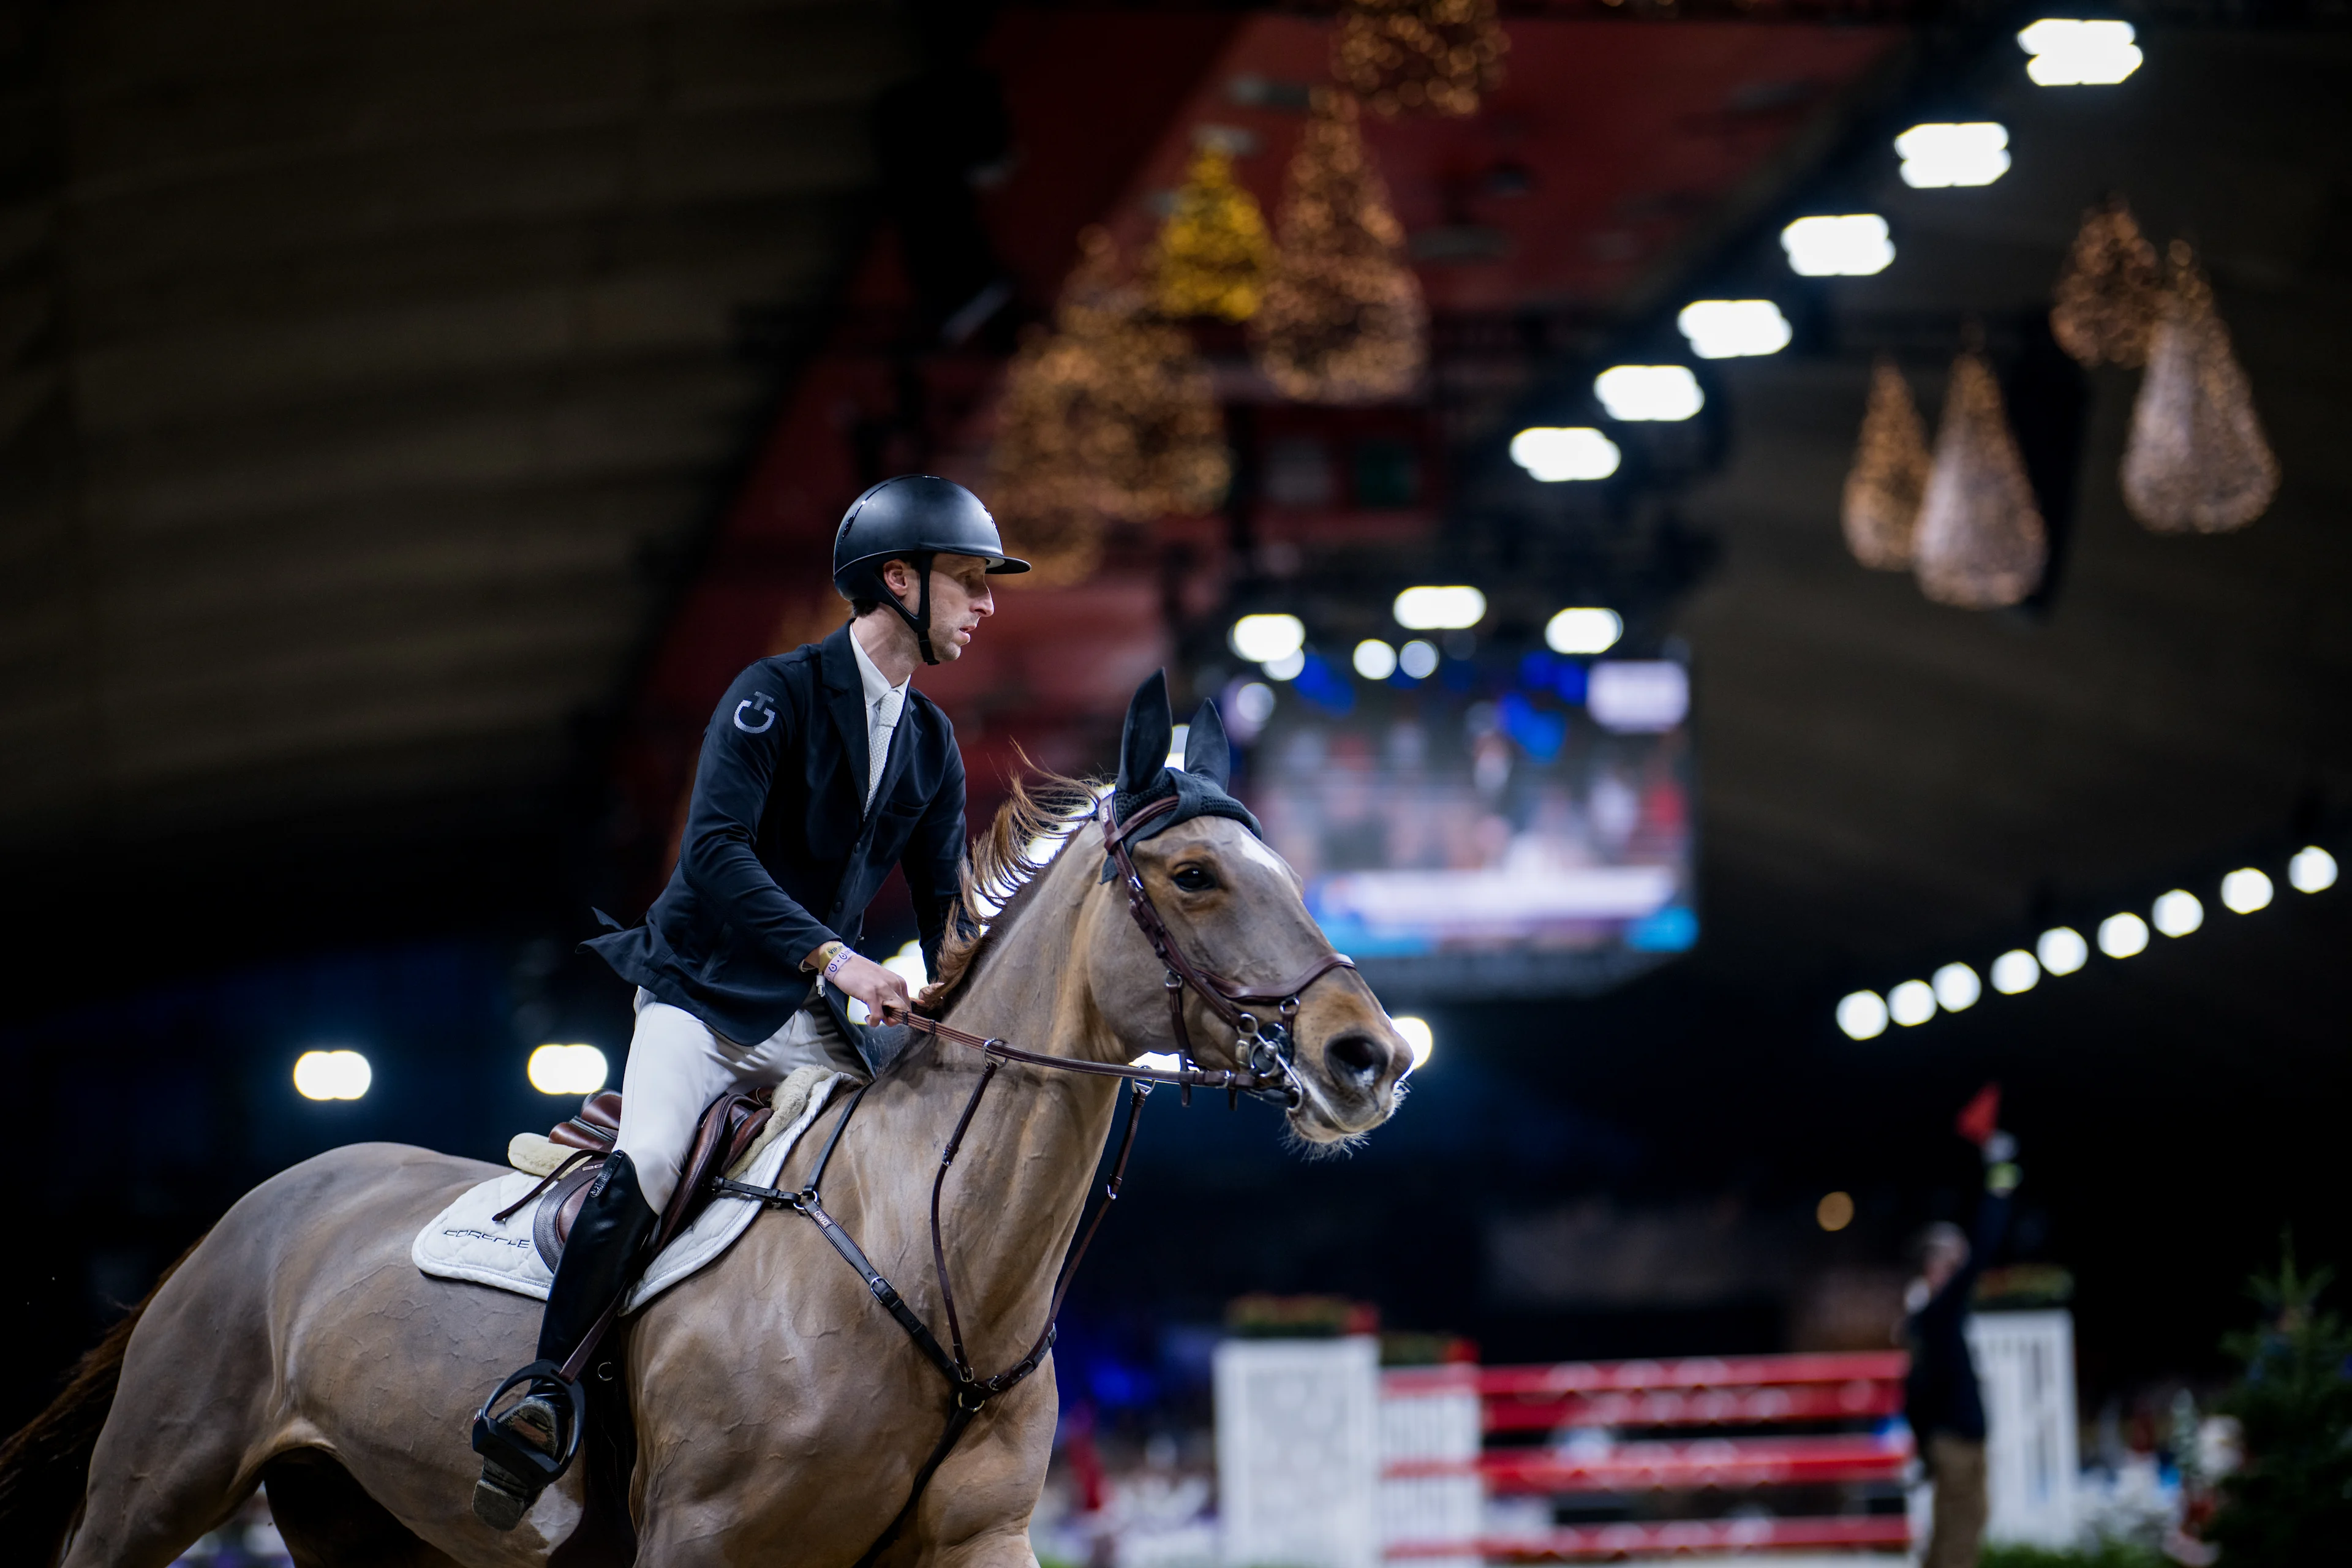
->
<box><xmin>0</xmin><ymin>0</ymin><xmax>907</xmax><ymax>872</ymax></box>
<box><xmin>1678</xmin><ymin>27</ymin><xmax>2352</xmax><ymax>982</ymax></box>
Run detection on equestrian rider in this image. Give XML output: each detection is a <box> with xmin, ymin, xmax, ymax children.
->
<box><xmin>472</xmin><ymin>475</ymin><xmax>1028</xmax><ymax>1529</ymax></box>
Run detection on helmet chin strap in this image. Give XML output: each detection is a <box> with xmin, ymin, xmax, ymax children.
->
<box><xmin>884</xmin><ymin>552</ymin><xmax>939</xmax><ymax>665</ymax></box>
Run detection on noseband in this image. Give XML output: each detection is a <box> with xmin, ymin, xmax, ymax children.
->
<box><xmin>715</xmin><ymin>790</ymin><xmax>1359</xmax><ymax>1567</ymax></box>
<box><xmin>1103</xmin><ymin>793</ymin><xmax>1358</xmax><ymax>1107</ymax></box>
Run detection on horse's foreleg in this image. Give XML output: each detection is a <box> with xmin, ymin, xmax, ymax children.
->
<box><xmin>904</xmin><ymin>1376</ymin><xmax>1059</xmax><ymax>1568</ymax></box>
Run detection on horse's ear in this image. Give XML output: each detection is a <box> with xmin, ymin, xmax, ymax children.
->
<box><xmin>1117</xmin><ymin>671</ymin><xmax>1173</xmax><ymax>795</ymax></box>
<box><xmin>1183</xmin><ymin>700</ymin><xmax>1231</xmax><ymax>789</ymax></box>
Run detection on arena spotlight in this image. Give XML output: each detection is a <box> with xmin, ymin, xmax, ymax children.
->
<box><xmin>1234</xmin><ymin>681</ymin><xmax>1276</xmax><ymax>727</ymax></box>
<box><xmin>1781</xmin><ymin>215</ymin><xmax>1894</xmax><ymax>277</ymax></box>
<box><xmin>2289</xmin><ymin>845</ymin><xmax>2338</xmax><ymax>892</ymax></box>
<box><xmin>1261</xmin><ymin>649</ymin><xmax>1305</xmax><ymax>682</ymax></box>
<box><xmin>1932</xmin><ymin>962</ymin><xmax>1982</xmax><ymax>1011</ymax></box>
<box><xmin>1510</xmin><ymin>426</ymin><xmax>1621</xmax><ymax>482</ymax></box>
<box><xmin>2037</xmin><ymin>925</ymin><xmax>2089</xmax><ymax>975</ymax></box>
<box><xmin>1887</xmin><ymin>979</ymin><xmax>1937</xmax><ymax>1027</ymax></box>
<box><xmin>1354</xmin><ymin>639</ymin><xmax>1398</xmax><ymax>680</ymax></box>
<box><xmin>1894</xmin><ymin>123</ymin><xmax>2011</xmax><ymax>188</ymax></box>
<box><xmin>1676</xmin><ymin>300</ymin><xmax>1792</xmax><ymax>360</ymax></box>
<box><xmin>1836</xmin><ymin>990</ymin><xmax>1889</xmax><ymax>1040</ymax></box>
<box><xmin>2220</xmin><ymin>868</ymin><xmax>2273</xmax><ymax>914</ymax></box>
<box><xmin>1545</xmin><ymin>607</ymin><xmax>1623</xmax><ymax>655</ymax></box>
<box><xmin>1594</xmin><ymin>364</ymin><xmax>1705</xmax><ymax>422</ymax></box>
<box><xmin>1816</xmin><ymin>1191</ymin><xmax>1855</xmax><ymax>1232</ymax></box>
<box><xmin>1229</xmin><ymin>613</ymin><xmax>1305</xmax><ymax>664</ymax></box>
<box><xmin>293</xmin><ymin>1049</ymin><xmax>371</xmax><ymax>1102</ymax></box>
<box><xmin>2151</xmin><ymin>889</ymin><xmax>2204</xmax><ymax>937</ymax></box>
<box><xmin>1989</xmin><ymin>949</ymin><xmax>2040</xmax><ymax>994</ymax></box>
<box><xmin>527</xmin><ymin>1044</ymin><xmax>608</xmax><ymax>1096</ymax></box>
<box><xmin>2097</xmin><ymin>911</ymin><xmax>2150</xmax><ymax>958</ymax></box>
<box><xmin>1398</xmin><ymin>639</ymin><xmax>1439</xmax><ymax>680</ymax></box>
<box><xmin>1392</xmin><ymin>1014</ymin><xmax>1435</xmax><ymax>1071</ymax></box>
<box><xmin>1393</xmin><ymin>586</ymin><xmax>1487</xmax><ymax>631</ymax></box>
<box><xmin>2018</xmin><ymin>19</ymin><xmax>2143</xmax><ymax>85</ymax></box>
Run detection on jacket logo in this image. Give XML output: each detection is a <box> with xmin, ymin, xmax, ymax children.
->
<box><xmin>733</xmin><ymin>692</ymin><xmax>777</xmax><ymax>734</ymax></box>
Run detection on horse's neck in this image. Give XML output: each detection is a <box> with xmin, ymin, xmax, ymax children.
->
<box><xmin>837</xmin><ymin>839</ymin><xmax>1123</xmax><ymax>1370</ymax></box>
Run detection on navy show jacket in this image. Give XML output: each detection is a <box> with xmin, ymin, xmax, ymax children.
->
<box><xmin>584</xmin><ymin>622</ymin><xmax>966</xmax><ymax>1046</ymax></box>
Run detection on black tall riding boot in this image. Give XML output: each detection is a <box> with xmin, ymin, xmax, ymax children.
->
<box><xmin>472</xmin><ymin>1150</ymin><xmax>661</xmax><ymax>1531</ymax></box>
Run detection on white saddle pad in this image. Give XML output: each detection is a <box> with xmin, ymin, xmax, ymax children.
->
<box><xmin>412</xmin><ymin>1067</ymin><xmax>853</xmax><ymax>1312</ymax></box>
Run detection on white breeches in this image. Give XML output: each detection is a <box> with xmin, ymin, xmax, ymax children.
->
<box><xmin>612</xmin><ymin>987</ymin><xmax>866</xmax><ymax>1212</ymax></box>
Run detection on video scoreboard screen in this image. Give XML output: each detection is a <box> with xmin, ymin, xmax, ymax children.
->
<box><xmin>1235</xmin><ymin>650</ymin><xmax>1696</xmax><ymax>999</ymax></box>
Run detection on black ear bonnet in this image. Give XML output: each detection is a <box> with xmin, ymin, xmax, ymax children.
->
<box><xmin>1107</xmin><ymin>671</ymin><xmax>1261</xmax><ymax>853</ymax></box>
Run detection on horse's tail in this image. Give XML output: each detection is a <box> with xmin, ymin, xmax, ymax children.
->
<box><xmin>0</xmin><ymin>1234</ymin><xmax>205</xmax><ymax>1561</ymax></box>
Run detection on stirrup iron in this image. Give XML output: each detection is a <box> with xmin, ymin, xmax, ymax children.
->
<box><xmin>471</xmin><ymin>1360</ymin><xmax>586</xmax><ymax>1530</ymax></box>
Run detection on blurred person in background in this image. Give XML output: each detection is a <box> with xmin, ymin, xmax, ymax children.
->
<box><xmin>1901</xmin><ymin>1090</ymin><xmax>2022</xmax><ymax>1568</ymax></box>
<box><xmin>471</xmin><ymin>475</ymin><xmax>1027</xmax><ymax>1528</ymax></box>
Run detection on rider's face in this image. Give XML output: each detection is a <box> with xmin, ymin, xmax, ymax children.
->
<box><xmin>884</xmin><ymin>552</ymin><xmax>995</xmax><ymax>660</ymax></box>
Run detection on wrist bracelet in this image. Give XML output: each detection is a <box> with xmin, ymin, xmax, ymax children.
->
<box><xmin>822</xmin><ymin>946</ymin><xmax>854</xmax><ymax>983</ymax></box>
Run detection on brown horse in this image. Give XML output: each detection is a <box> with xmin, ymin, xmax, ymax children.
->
<box><xmin>0</xmin><ymin>707</ymin><xmax>1409</xmax><ymax>1566</ymax></box>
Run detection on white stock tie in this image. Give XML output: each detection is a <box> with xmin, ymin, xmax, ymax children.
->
<box><xmin>866</xmin><ymin>686</ymin><xmax>903</xmax><ymax>812</ymax></box>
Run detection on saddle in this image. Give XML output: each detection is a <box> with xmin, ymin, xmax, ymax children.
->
<box><xmin>499</xmin><ymin>1087</ymin><xmax>781</xmax><ymax>1270</ymax></box>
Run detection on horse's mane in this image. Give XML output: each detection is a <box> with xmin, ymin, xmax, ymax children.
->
<box><xmin>923</xmin><ymin>763</ymin><xmax>1103</xmax><ymax>1009</ymax></box>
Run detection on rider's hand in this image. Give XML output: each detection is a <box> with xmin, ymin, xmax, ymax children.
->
<box><xmin>830</xmin><ymin>950</ymin><xmax>913</xmax><ymax>1025</ymax></box>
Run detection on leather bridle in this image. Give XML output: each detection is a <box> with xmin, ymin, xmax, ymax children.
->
<box><xmin>1102</xmin><ymin>794</ymin><xmax>1358</xmax><ymax>1108</ymax></box>
<box><xmin>715</xmin><ymin>790</ymin><xmax>1359</xmax><ymax>1567</ymax></box>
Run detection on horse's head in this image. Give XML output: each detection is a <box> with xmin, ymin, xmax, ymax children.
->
<box><xmin>1085</xmin><ymin>673</ymin><xmax>1411</xmax><ymax>1147</ymax></box>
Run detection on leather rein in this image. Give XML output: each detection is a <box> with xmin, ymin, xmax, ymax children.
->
<box><xmin>713</xmin><ymin>792</ymin><xmax>1355</xmax><ymax>1567</ymax></box>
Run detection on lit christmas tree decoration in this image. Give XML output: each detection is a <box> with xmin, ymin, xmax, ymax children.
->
<box><xmin>2051</xmin><ymin>195</ymin><xmax>2162</xmax><ymax>368</ymax></box>
<box><xmin>990</xmin><ymin>228</ymin><xmax>1231</xmax><ymax>584</ymax></box>
<box><xmin>1250</xmin><ymin>90</ymin><xmax>1427</xmax><ymax>404</ymax></box>
<box><xmin>1331</xmin><ymin>0</ymin><xmax>1508</xmax><ymax>118</ymax></box>
<box><xmin>1150</xmin><ymin>144</ymin><xmax>1272</xmax><ymax>323</ymax></box>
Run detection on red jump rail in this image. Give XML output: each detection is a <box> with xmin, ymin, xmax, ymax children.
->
<box><xmin>1387</xmin><ymin>1515</ymin><xmax>1915</xmax><ymax>1560</ymax></box>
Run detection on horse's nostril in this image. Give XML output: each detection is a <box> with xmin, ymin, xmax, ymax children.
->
<box><xmin>1326</xmin><ymin>1032</ymin><xmax>1385</xmax><ymax>1082</ymax></box>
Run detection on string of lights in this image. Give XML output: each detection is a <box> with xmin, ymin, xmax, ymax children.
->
<box><xmin>1834</xmin><ymin>846</ymin><xmax>2339</xmax><ymax>1039</ymax></box>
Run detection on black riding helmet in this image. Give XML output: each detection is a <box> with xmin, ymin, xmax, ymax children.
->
<box><xmin>832</xmin><ymin>475</ymin><xmax>1030</xmax><ymax>665</ymax></box>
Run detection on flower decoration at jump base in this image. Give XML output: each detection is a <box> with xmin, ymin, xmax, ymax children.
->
<box><xmin>1250</xmin><ymin>89</ymin><xmax>1427</xmax><ymax>404</ymax></box>
<box><xmin>1331</xmin><ymin>0</ymin><xmax>1508</xmax><ymax>118</ymax></box>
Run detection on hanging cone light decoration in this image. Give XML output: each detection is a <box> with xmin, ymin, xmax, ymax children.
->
<box><xmin>2051</xmin><ymin>195</ymin><xmax>2162</xmax><ymax>368</ymax></box>
<box><xmin>1151</xmin><ymin>143</ymin><xmax>1272</xmax><ymax>323</ymax></box>
<box><xmin>1251</xmin><ymin>89</ymin><xmax>1426</xmax><ymax>404</ymax></box>
<box><xmin>990</xmin><ymin>228</ymin><xmax>1231</xmax><ymax>586</ymax></box>
<box><xmin>1333</xmin><ymin>0</ymin><xmax>1508</xmax><ymax>118</ymax></box>
<box><xmin>1842</xmin><ymin>356</ymin><xmax>1932</xmax><ymax>570</ymax></box>
<box><xmin>1913</xmin><ymin>345</ymin><xmax>2048</xmax><ymax>609</ymax></box>
<box><xmin>2120</xmin><ymin>241</ymin><xmax>2279</xmax><ymax>534</ymax></box>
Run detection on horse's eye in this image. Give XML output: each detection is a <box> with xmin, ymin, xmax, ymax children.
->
<box><xmin>1171</xmin><ymin>864</ymin><xmax>1217</xmax><ymax>892</ymax></box>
